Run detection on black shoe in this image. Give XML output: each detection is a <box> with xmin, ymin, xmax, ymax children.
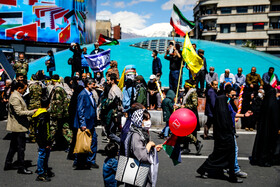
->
<box><xmin>36</xmin><ymin>175</ymin><xmax>51</xmax><ymax>182</ymax></box>
<box><xmin>158</xmin><ymin>133</ymin><xmax>164</xmax><ymax>139</ymax></box>
<box><xmin>228</xmin><ymin>176</ymin><xmax>243</xmax><ymax>183</ymax></box>
<box><xmin>181</xmin><ymin>149</ymin><xmax>190</xmax><ymax>155</ymax></box>
<box><xmin>18</xmin><ymin>168</ymin><xmax>33</xmax><ymax>174</ymax></box>
<box><xmin>89</xmin><ymin>163</ymin><xmax>99</xmax><ymax>169</ymax></box>
<box><xmin>197</xmin><ymin>168</ymin><xmax>208</xmax><ymax>179</ymax></box>
<box><xmin>195</xmin><ymin>141</ymin><xmax>203</xmax><ymax>155</ymax></box>
<box><xmin>45</xmin><ymin>169</ymin><xmax>55</xmax><ymax>178</ymax></box>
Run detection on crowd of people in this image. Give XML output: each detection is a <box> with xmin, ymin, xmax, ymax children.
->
<box><xmin>0</xmin><ymin>40</ymin><xmax>279</xmax><ymax>185</ymax></box>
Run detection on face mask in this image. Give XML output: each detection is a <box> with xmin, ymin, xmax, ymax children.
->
<box><xmin>97</xmin><ymin>75</ymin><xmax>100</xmax><ymax>78</ymax></box>
<box><xmin>151</xmin><ymin>54</ymin><xmax>154</xmax><ymax>57</ymax></box>
<box><xmin>75</xmin><ymin>75</ymin><xmax>79</xmax><ymax>78</ymax></box>
<box><xmin>87</xmin><ymin>75</ymin><xmax>90</xmax><ymax>78</ymax></box>
<box><xmin>143</xmin><ymin>120</ymin><xmax>151</xmax><ymax>131</ymax></box>
<box><xmin>258</xmin><ymin>93</ymin><xmax>263</xmax><ymax>99</ymax></box>
<box><xmin>210</xmin><ymin>71</ymin><xmax>214</xmax><ymax>74</ymax></box>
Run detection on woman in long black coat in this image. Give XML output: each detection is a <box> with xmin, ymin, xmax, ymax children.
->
<box><xmin>69</xmin><ymin>43</ymin><xmax>82</xmax><ymax>78</ymax></box>
<box><xmin>250</xmin><ymin>85</ymin><xmax>280</xmax><ymax>167</ymax></box>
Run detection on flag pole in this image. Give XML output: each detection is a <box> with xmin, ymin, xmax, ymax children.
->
<box><xmin>174</xmin><ymin>59</ymin><xmax>184</xmax><ymax>111</ymax></box>
<box><xmin>172</xmin><ymin>28</ymin><xmax>175</xmax><ymax>41</ymax></box>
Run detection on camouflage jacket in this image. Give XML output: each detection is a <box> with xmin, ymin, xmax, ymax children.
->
<box><xmin>13</xmin><ymin>59</ymin><xmax>29</xmax><ymax>76</ymax></box>
<box><xmin>28</xmin><ymin>81</ymin><xmax>43</xmax><ymax>110</ymax></box>
<box><xmin>182</xmin><ymin>88</ymin><xmax>198</xmax><ymax>110</ymax></box>
<box><xmin>49</xmin><ymin>84</ymin><xmax>70</xmax><ymax>119</ymax></box>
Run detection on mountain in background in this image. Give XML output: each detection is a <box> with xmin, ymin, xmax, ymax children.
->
<box><xmin>121</xmin><ymin>23</ymin><xmax>173</xmax><ymax>39</ymax></box>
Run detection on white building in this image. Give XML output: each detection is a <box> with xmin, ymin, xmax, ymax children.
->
<box><xmin>193</xmin><ymin>0</ymin><xmax>280</xmax><ymax>55</ymax></box>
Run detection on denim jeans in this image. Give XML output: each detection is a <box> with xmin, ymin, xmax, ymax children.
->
<box><xmin>37</xmin><ymin>147</ymin><xmax>50</xmax><ymax>175</ymax></box>
<box><xmin>234</xmin><ymin>136</ymin><xmax>240</xmax><ymax>173</ymax></box>
<box><xmin>162</xmin><ymin>121</ymin><xmax>170</xmax><ymax>137</ymax></box>
<box><xmin>169</xmin><ymin>70</ymin><xmax>180</xmax><ymax>93</ymax></box>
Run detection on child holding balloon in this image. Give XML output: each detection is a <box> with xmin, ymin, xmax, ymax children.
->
<box><xmin>161</xmin><ymin>89</ymin><xmax>177</xmax><ymax>139</ymax></box>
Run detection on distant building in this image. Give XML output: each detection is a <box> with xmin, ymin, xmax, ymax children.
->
<box><xmin>193</xmin><ymin>0</ymin><xmax>280</xmax><ymax>56</ymax></box>
<box><xmin>96</xmin><ymin>19</ymin><xmax>112</xmax><ymax>41</ymax></box>
<box><xmin>113</xmin><ymin>24</ymin><xmax>121</xmax><ymax>39</ymax></box>
<box><xmin>130</xmin><ymin>38</ymin><xmax>183</xmax><ymax>54</ymax></box>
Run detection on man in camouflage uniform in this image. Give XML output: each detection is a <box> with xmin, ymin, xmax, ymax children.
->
<box><xmin>181</xmin><ymin>79</ymin><xmax>203</xmax><ymax>155</ymax></box>
<box><xmin>48</xmin><ymin>74</ymin><xmax>72</xmax><ymax>150</ymax></box>
<box><xmin>28</xmin><ymin>75</ymin><xmax>45</xmax><ymax>142</ymax></box>
<box><xmin>13</xmin><ymin>53</ymin><xmax>29</xmax><ymax>76</ymax></box>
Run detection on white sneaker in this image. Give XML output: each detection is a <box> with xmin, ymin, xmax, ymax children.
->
<box><xmin>235</xmin><ymin>171</ymin><xmax>248</xmax><ymax>178</ymax></box>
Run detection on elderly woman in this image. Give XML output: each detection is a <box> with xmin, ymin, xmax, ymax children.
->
<box><xmin>124</xmin><ymin>109</ymin><xmax>162</xmax><ymax>187</ymax></box>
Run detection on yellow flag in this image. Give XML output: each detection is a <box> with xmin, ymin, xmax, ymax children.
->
<box><xmin>182</xmin><ymin>33</ymin><xmax>203</xmax><ymax>74</ymax></box>
<box><xmin>118</xmin><ymin>67</ymin><xmax>126</xmax><ymax>91</ymax></box>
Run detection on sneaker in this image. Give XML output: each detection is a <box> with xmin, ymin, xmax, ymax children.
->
<box><xmin>235</xmin><ymin>171</ymin><xmax>248</xmax><ymax>178</ymax></box>
<box><xmin>36</xmin><ymin>175</ymin><xmax>51</xmax><ymax>182</ymax></box>
<box><xmin>195</xmin><ymin>141</ymin><xmax>203</xmax><ymax>155</ymax></box>
<box><xmin>249</xmin><ymin>128</ymin><xmax>254</xmax><ymax>131</ymax></box>
<box><xmin>245</xmin><ymin>128</ymin><xmax>249</xmax><ymax>131</ymax></box>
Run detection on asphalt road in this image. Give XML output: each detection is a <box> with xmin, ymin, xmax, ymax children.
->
<box><xmin>0</xmin><ymin>120</ymin><xmax>279</xmax><ymax>187</ymax></box>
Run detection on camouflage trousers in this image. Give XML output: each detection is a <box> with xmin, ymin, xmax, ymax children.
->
<box><xmin>28</xmin><ymin>119</ymin><xmax>36</xmax><ymax>143</ymax></box>
<box><xmin>50</xmin><ymin>118</ymin><xmax>73</xmax><ymax>146</ymax></box>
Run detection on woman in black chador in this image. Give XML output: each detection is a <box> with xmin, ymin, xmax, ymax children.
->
<box><xmin>250</xmin><ymin>85</ymin><xmax>280</xmax><ymax>167</ymax></box>
<box><xmin>197</xmin><ymin>87</ymin><xmax>251</xmax><ymax>183</ymax></box>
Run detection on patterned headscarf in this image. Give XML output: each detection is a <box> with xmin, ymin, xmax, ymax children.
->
<box><xmin>131</xmin><ymin>109</ymin><xmax>144</xmax><ymax>128</ymax></box>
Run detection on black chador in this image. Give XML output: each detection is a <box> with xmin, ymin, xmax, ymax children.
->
<box><xmin>250</xmin><ymin>85</ymin><xmax>280</xmax><ymax>167</ymax></box>
<box><xmin>197</xmin><ymin>95</ymin><xmax>236</xmax><ymax>179</ymax></box>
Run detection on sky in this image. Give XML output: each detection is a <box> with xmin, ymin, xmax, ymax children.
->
<box><xmin>96</xmin><ymin>0</ymin><xmax>197</xmax><ymax>31</ymax></box>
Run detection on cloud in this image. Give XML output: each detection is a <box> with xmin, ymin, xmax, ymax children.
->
<box><xmin>161</xmin><ymin>0</ymin><xmax>197</xmax><ymax>11</ymax></box>
<box><xmin>96</xmin><ymin>10</ymin><xmax>150</xmax><ymax>31</ymax></box>
<box><xmin>101</xmin><ymin>1</ymin><xmax>110</xmax><ymax>6</ymax></box>
<box><xmin>128</xmin><ymin>0</ymin><xmax>156</xmax><ymax>6</ymax></box>
<box><xmin>114</xmin><ymin>1</ymin><xmax>126</xmax><ymax>8</ymax></box>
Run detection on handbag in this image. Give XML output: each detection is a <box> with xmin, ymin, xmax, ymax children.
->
<box><xmin>115</xmin><ymin>155</ymin><xmax>150</xmax><ymax>187</ymax></box>
<box><xmin>68</xmin><ymin>58</ymin><xmax>73</xmax><ymax>65</ymax></box>
<box><xmin>73</xmin><ymin>129</ymin><xmax>92</xmax><ymax>154</ymax></box>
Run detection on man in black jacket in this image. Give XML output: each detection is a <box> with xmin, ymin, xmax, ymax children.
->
<box><xmin>164</xmin><ymin>42</ymin><xmax>183</xmax><ymax>93</ymax></box>
<box><xmin>152</xmin><ymin>50</ymin><xmax>162</xmax><ymax>80</ymax></box>
<box><xmin>90</xmin><ymin>42</ymin><xmax>104</xmax><ymax>55</ymax></box>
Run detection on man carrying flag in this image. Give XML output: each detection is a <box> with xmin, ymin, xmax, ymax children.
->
<box><xmin>85</xmin><ymin>49</ymin><xmax>111</xmax><ymax>73</ymax></box>
<box><xmin>90</xmin><ymin>42</ymin><xmax>104</xmax><ymax>55</ymax></box>
<box><xmin>262</xmin><ymin>67</ymin><xmax>278</xmax><ymax>88</ymax></box>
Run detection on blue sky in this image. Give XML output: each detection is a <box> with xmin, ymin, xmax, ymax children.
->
<box><xmin>96</xmin><ymin>0</ymin><xmax>196</xmax><ymax>31</ymax></box>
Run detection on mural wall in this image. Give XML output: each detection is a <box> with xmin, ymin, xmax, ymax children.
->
<box><xmin>0</xmin><ymin>0</ymin><xmax>96</xmax><ymax>44</ymax></box>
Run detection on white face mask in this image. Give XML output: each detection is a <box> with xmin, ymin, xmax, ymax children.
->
<box><xmin>143</xmin><ymin>120</ymin><xmax>152</xmax><ymax>130</ymax></box>
<box><xmin>151</xmin><ymin>54</ymin><xmax>154</xmax><ymax>57</ymax></box>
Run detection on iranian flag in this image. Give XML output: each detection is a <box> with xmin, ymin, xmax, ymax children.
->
<box><xmin>170</xmin><ymin>4</ymin><xmax>195</xmax><ymax>37</ymax></box>
<box><xmin>270</xmin><ymin>74</ymin><xmax>277</xmax><ymax>88</ymax></box>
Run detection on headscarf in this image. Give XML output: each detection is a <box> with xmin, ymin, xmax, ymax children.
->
<box><xmin>125</xmin><ymin>109</ymin><xmax>150</xmax><ymax>156</ymax></box>
<box><xmin>131</xmin><ymin>109</ymin><xmax>144</xmax><ymax>128</ymax></box>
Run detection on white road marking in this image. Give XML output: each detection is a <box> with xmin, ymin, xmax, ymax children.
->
<box><xmin>96</xmin><ymin>127</ymin><xmax>256</xmax><ymax>135</ymax></box>
<box><xmin>181</xmin><ymin>155</ymin><xmax>249</xmax><ymax>160</ymax></box>
<box><xmin>148</xmin><ymin>129</ymin><xmax>256</xmax><ymax>135</ymax></box>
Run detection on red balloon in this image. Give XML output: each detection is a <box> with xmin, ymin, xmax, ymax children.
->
<box><xmin>169</xmin><ymin>108</ymin><xmax>197</xmax><ymax>137</ymax></box>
